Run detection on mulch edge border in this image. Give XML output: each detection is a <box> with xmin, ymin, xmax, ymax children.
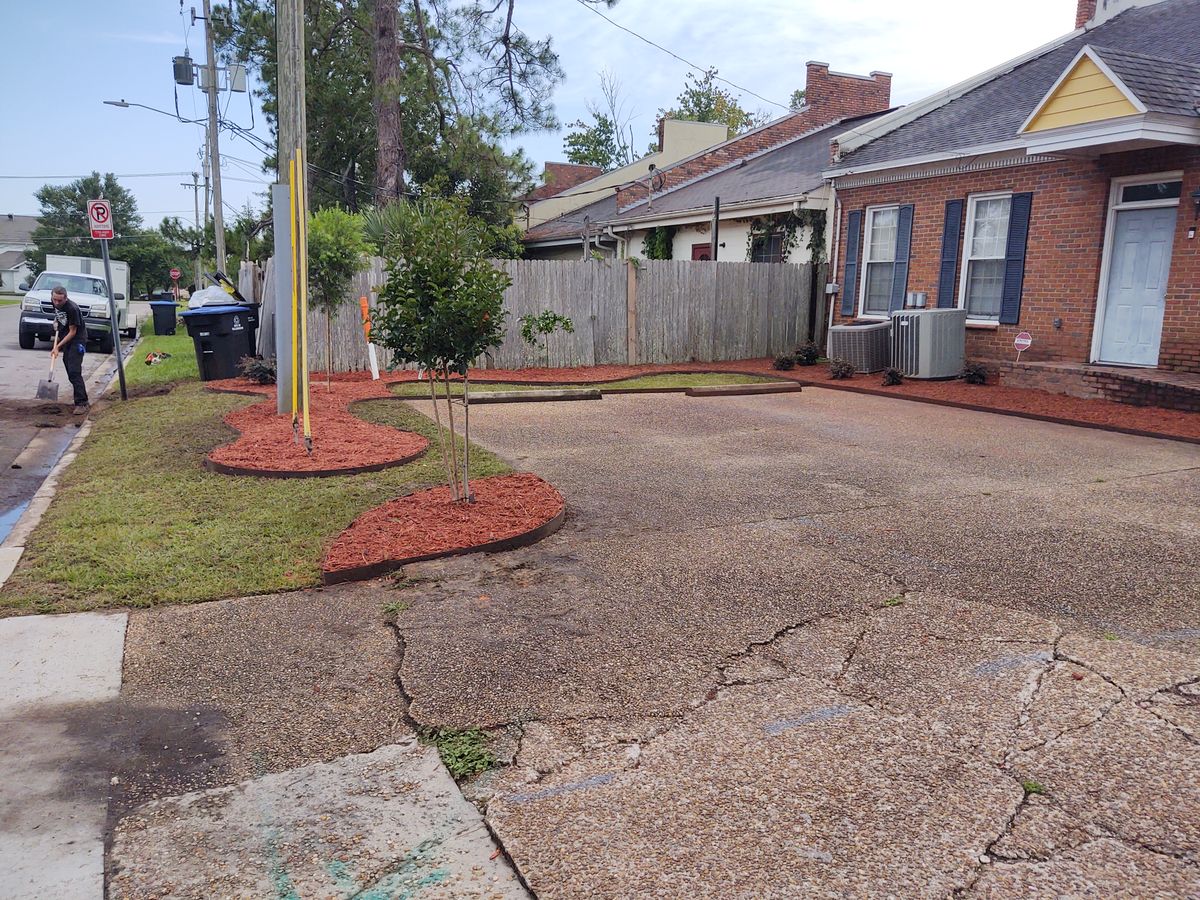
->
<box><xmin>796</xmin><ymin>380</ymin><xmax>1200</xmax><ymax>446</ymax></box>
<box><xmin>320</xmin><ymin>504</ymin><xmax>566</xmax><ymax>585</ymax></box>
<box><xmin>202</xmin><ymin>445</ymin><xmax>428</xmax><ymax>479</ymax></box>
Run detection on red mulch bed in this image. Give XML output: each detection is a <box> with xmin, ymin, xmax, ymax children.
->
<box><xmin>322</xmin><ymin>472</ymin><xmax>564</xmax><ymax>583</ymax></box>
<box><xmin>205</xmin><ymin>377</ymin><xmax>428</xmax><ymax>476</ymax></box>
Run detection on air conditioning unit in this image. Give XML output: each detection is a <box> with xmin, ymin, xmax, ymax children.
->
<box><xmin>890</xmin><ymin>308</ymin><xmax>967</xmax><ymax>378</ymax></box>
<box><xmin>827</xmin><ymin>321</ymin><xmax>891</xmax><ymax>373</ymax></box>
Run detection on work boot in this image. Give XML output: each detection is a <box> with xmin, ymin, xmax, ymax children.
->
<box><xmin>73</xmin><ymin>404</ymin><xmax>89</xmax><ymax>415</ymax></box>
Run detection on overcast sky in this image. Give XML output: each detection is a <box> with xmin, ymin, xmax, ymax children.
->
<box><xmin>0</xmin><ymin>0</ymin><xmax>1078</xmax><ymax>225</ymax></box>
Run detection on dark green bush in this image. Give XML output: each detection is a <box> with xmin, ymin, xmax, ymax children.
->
<box><xmin>238</xmin><ymin>355</ymin><xmax>277</xmax><ymax>384</ymax></box>
<box><xmin>773</xmin><ymin>354</ymin><xmax>796</xmax><ymax>371</ymax></box>
<box><xmin>881</xmin><ymin>367</ymin><xmax>903</xmax><ymax>386</ymax></box>
<box><xmin>828</xmin><ymin>358</ymin><xmax>855</xmax><ymax>380</ymax></box>
<box><xmin>962</xmin><ymin>362</ymin><xmax>990</xmax><ymax>385</ymax></box>
<box><xmin>794</xmin><ymin>341</ymin><xmax>821</xmax><ymax>366</ymax></box>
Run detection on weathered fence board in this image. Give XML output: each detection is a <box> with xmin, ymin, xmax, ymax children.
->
<box><xmin>292</xmin><ymin>256</ymin><xmax>813</xmax><ymax>372</ymax></box>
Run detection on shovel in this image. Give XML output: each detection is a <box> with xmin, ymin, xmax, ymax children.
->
<box><xmin>36</xmin><ymin>325</ymin><xmax>60</xmax><ymax>402</ymax></box>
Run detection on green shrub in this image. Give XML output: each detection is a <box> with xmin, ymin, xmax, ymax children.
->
<box><xmin>881</xmin><ymin>367</ymin><xmax>903</xmax><ymax>386</ymax></box>
<box><xmin>828</xmin><ymin>358</ymin><xmax>855</xmax><ymax>380</ymax></box>
<box><xmin>238</xmin><ymin>355</ymin><xmax>277</xmax><ymax>384</ymax></box>
<box><xmin>962</xmin><ymin>362</ymin><xmax>990</xmax><ymax>385</ymax></box>
<box><xmin>773</xmin><ymin>354</ymin><xmax>796</xmax><ymax>371</ymax></box>
<box><xmin>794</xmin><ymin>341</ymin><xmax>821</xmax><ymax>366</ymax></box>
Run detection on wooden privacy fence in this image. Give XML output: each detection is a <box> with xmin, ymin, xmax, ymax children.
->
<box><xmin>294</xmin><ymin>257</ymin><xmax>818</xmax><ymax>373</ymax></box>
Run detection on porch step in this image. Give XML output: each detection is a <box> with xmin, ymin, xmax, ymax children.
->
<box><xmin>999</xmin><ymin>361</ymin><xmax>1200</xmax><ymax>412</ymax></box>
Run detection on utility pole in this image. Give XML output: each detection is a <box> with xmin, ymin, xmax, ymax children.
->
<box><xmin>181</xmin><ymin>172</ymin><xmax>201</xmax><ymax>288</ymax></box>
<box><xmin>274</xmin><ymin>0</ymin><xmax>306</xmax><ymax>414</ymax></box>
<box><xmin>202</xmin><ymin>0</ymin><xmax>226</xmax><ymax>273</ymax></box>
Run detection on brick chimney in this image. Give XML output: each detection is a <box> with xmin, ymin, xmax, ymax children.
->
<box><xmin>1076</xmin><ymin>0</ymin><xmax>1097</xmax><ymax>26</ymax></box>
<box><xmin>803</xmin><ymin>62</ymin><xmax>892</xmax><ymax>121</ymax></box>
<box><xmin>525</xmin><ymin>162</ymin><xmax>605</xmax><ymax>201</ymax></box>
<box><xmin>616</xmin><ymin>63</ymin><xmax>892</xmax><ymax>212</ymax></box>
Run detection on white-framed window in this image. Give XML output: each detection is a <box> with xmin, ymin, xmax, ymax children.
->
<box><xmin>859</xmin><ymin>205</ymin><xmax>898</xmax><ymax>317</ymax></box>
<box><xmin>959</xmin><ymin>192</ymin><xmax>1012</xmax><ymax>321</ymax></box>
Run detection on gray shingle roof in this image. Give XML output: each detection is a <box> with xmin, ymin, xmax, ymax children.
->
<box><xmin>0</xmin><ymin>214</ymin><xmax>38</xmax><ymax>245</ymax></box>
<box><xmin>839</xmin><ymin>0</ymin><xmax>1200</xmax><ymax>169</ymax></box>
<box><xmin>1090</xmin><ymin>45</ymin><xmax>1200</xmax><ymax>116</ymax></box>
<box><xmin>0</xmin><ymin>250</ymin><xmax>28</xmax><ymax>270</ymax></box>
<box><xmin>611</xmin><ymin>117</ymin><xmax>869</xmax><ymax>222</ymax></box>
<box><xmin>523</xmin><ymin>193</ymin><xmax>618</xmax><ymax>243</ymax></box>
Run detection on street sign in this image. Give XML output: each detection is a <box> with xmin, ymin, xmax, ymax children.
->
<box><xmin>88</xmin><ymin>200</ymin><xmax>114</xmax><ymax>240</ymax></box>
<box><xmin>1014</xmin><ymin>332</ymin><xmax>1033</xmax><ymax>351</ymax></box>
<box><xmin>170</xmin><ymin>267</ymin><xmax>182</xmax><ymax>281</ymax></box>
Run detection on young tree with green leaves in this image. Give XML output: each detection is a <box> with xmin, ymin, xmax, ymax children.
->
<box><xmin>27</xmin><ymin>172</ymin><xmax>140</xmax><ymax>275</ymax></box>
<box><xmin>655</xmin><ymin>68</ymin><xmax>768</xmax><ymax>143</ymax></box>
<box><xmin>370</xmin><ymin>198</ymin><xmax>509</xmax><ymax>501</ymax></box>
<box><xmin>307</xmin><ymin>208</ymin><xmax>371</xmax><ymax>387</ymax></box>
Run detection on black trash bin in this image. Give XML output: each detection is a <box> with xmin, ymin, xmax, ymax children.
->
<box><xmin>236</xmin><ymin>302</ymin><xmax>261</xmax><ymax>357</ymax></box>
<box><xmin>149</xmin><ymin>301</ymin><xmax>178</xmax><ymax>335</ymax></box>
<box><xmin>180</xmin><ymin>305</ymin><xmax>254</xmax><ymax>381</ymax></box>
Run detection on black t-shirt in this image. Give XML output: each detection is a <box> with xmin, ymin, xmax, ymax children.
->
<box><xmin>54</xmin><ymin>299</ymin><xmax>86</xmax><ymax>339</ymax></box>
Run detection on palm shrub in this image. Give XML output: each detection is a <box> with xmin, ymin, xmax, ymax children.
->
<box><xmin>371</xmin><ymin>198</ymin><xmax>509</xmax><ymax>501</ymax></box>
<box><xmin>308</xmin><ymin>207</ymin><xmax>371</xmax><ymax>388</ymax></box>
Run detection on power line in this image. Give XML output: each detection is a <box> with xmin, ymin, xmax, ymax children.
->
<box><xmin>0</xmin><ymin>172</ymin><xmax>195</xmax><ymax>180</ymax></box>
<box><xmin>568</xmin><ymin>0</ymin><xmax>788</xmax><ymax>111</ymax></box>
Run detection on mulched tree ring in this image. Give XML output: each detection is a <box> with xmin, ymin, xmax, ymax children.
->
<box><xmin>322</xmin><ymin>473</ymin><xmax>565</xmax><ymax>585</ymax></box>
<box><xmin>204</xmin><ymin>379</ymin><xmax>429</xmax><ymax>477</ymax></box>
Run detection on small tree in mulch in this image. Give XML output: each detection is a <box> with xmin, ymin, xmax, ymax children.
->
<box><xmin>371</xmin><ymin>198</ymin><xmax>509</xmax><ymax>502</ymax></box>
<box><xmin>308</xmin><ymin>207</ymin><xmax>371</xmax><ymax>389</ymax></box>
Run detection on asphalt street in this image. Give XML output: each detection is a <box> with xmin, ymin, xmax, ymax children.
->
<box><xmin>0</xmin><ymin>304</ymin><xmax>112</xmax><ymax>403</ymax></box>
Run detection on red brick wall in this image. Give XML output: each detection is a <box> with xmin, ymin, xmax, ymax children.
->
<box><xmin>1076</xmin><ymin>0</ymin><xmax>1097</xmax><ymax>27</ymax></box>
<box><xmin>831</xmin><ymin>146</ymin><xmax>1200</xmax><ymax>373</ymax></box>
<box><xmin>616</xmin><ymin>63</ymin><xmax>891</xmax><ymax>212</ymax></box>
<box><xmin>526</xmin><ymin>162</ymin><xmax>604</xmax><ymax>201</ymax></box>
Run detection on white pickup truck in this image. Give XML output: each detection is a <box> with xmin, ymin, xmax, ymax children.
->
<box><xmin>18</xmin><ymin>269</ymin><xmax>125</xmax><ymax>354</ymax></box>
<box><xmin>16</xmin><ymin>254</ymin><xmax>135</xmax><ymax>355</ymax></box>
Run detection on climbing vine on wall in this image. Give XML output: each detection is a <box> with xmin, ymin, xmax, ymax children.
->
<box><xmin>642</xmin><ymin>226</ymin><xmax>676</xmax><ymax>260</ymax></box>
<box><xmin>745</xmin><ymin>210</ymin><xmax>826</xmax><ymax>265</ymax></box>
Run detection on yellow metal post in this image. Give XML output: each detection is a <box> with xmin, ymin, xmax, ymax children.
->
<box><xmin>288</xmin><ymin>157</ymin><xmax>299</xmax><ymax>435</ymax></box>
<box><xmin>296</xmin><ymin>147</ymin><xmax>312</xmax><ymax>452</ymax></box>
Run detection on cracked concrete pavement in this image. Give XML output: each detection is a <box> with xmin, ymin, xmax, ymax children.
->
<box><xmin>110</xmin><ymin>388</ymin><xmax>1198</xmax><ymax>896</ymax></box>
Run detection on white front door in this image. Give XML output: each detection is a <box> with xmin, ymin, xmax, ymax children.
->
<box><xmin>1097</xmin><ymin>205</ymin><xmax>1176</xmax><ymax>367</ymax></box>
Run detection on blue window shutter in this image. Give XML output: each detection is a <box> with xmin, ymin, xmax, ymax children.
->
<box><xmin>999</xmin><ymin>192</ymin><xmax>1033</xmax><ymax>325</ymax></box>
<box><xmin>841</xmin><ymin>210</ymin><xmax>863</xmax><ymax>317</ymax></box>
<box><xmin>937</xmin><ymin>199</ymin><xmax>965</xmax><ymax>308</ymax></box>
<box><xmin>888</xmin><ymin>204</ymin><xmax>914</xmax><ymax>314</ymax></box>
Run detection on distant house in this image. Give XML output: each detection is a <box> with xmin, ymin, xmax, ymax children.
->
<box><xmin>523</xmin><ymin>62</ymin><xmax>894</xmax><ymax>267</ymax></box>
<box><xmin>522</xmin><ymin>119</ymin><xmax>729</xmax><ymax>260</ymax></box>
<box><xmin>824</xmin><ymin>0</ymin><xmax>1200</xmax><ymax>394</ymax></box>
<box><xmin>0</xmin><ymin>214</ymin><xmax>37</xmax><ymax>294</ymax></box>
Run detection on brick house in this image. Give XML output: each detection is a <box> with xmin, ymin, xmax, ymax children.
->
<box><xmin>524</xmin><ymin>63</ymin><xmax>894</xmax><ymax>265</ymax></box>
<box><xmin>825</xmin><ymin>0</ymin><xmax>1200</xmax><ymax>407</ymax></box>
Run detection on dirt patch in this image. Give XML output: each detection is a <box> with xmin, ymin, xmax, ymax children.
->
<box><xmin>0</xmin><ymin>398</ymin><xmax>78</xmax><ymax>428</ymax></box>
<box><xmin>323</xmin><ymin>472</ymin><xmax>564</xmax><ymax>582</ymax></box>
<box><xmin>205</xmin><ymin>378</ymin><xmax>429</xmax><ymax>475</ymax></box>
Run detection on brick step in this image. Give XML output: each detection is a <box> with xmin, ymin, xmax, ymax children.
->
<box><xmin>999</xmin><ymin>361</ymin><xmax>1200</xmax><ymax>412</ymax></box>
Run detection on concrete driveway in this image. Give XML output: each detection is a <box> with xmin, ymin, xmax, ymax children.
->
<box><xmin>0</xmin><ymin>304</ymin><xmax>113</xmax><ymax>402</ymax></box>
<box><xmin>110</xmin><ymin>388</ymin><xmax>1199</xmax><ymax>897</ymax></box>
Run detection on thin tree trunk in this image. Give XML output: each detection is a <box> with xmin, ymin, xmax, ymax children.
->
<box><xmin>427</xmin><ymin>370</ymin><xmax>456</xmax><ymax>496</ymax></box>
<box><xmin>441</xmin><ymin>365</ymin><xmax>461</xmax><ymax>501</ymax></box>
<box><xmin>462</xmin><ymin>371</ymin><xmax>472</xmax><ymax>502</ymax></box>
<box><xmin>325</xmin><ymin>309</ymin><xmax>333</xmax><ymax>389</ymax></box>
<box><xmin>370</xmin><ymin>0</ymin><xmax>405</xmax><ymax>204</ymax></box>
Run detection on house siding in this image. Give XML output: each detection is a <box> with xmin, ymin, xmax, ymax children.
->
<box><xmin>831</xmin><ymin>145</ymin><xmax>1200</xmax><ymax>373</ymax></box>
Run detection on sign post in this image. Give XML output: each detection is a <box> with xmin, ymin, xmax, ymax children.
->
<box><xmin>89</xmin><ymin>199</ymin><xmax>127</xmax><ymax>400</ymax></box>
<box><xmin>1014</xmin><ymin>331</ymin><xmax>1033</xmax><ymax>363</ymax></box>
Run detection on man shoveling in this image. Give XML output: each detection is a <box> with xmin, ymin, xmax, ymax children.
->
<box><xmin>51</xmin><ymin>285</ymin><xmax>89</xmax><ymax>414</ymax></box>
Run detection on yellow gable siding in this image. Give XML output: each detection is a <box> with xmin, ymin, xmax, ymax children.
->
<box><xmin>1024</xmin><ymin>56</ymin><xmax>1139</xmax><ymax>133</ymax></box>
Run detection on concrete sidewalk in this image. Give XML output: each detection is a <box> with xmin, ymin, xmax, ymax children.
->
<box><xmin>0</xmin><ymin>612</ymin><xmax>127</xmax><ymax>899</ymax></box>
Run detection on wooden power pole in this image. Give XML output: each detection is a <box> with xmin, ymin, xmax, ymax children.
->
<box><xmin>202</xmin><ymin>0</ymin><xmax>226</xmax><ymax>272</ymax></box>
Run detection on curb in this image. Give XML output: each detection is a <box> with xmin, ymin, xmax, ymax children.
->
<box><xmin>467</xmin><ymin>388</ymin><xmax>602</xmax><ymax>405</ymax></box>
<box><xmin>685</xmin><ymin>383</ymin><xmax>804</xmax><ymax>397</ymax></box>
<box><xmin>321</xmin><ymin>505</ymin><xmax>566</xmax><ymax>586</ymax></box>
<box><xmin>203</xmin><ymin>446</ymin><xmax>428</xmax><ymax>479</ymax></box>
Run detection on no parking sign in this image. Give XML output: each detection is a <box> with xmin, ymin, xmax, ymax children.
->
<box><xmin>88</xmin><ymin>200</ymin><xmax>114</xmax><ymax>240</ymax></box>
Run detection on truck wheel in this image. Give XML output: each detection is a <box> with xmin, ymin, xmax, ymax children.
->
<box><xmin>18</xmin><ymin>330</ymin><xmax>35</xmax><ymax>350</ymax></box>
<box><xmin>98</xmin><ymin>333</ymin><xmax>115</xmax><ymax>355</ymax></box>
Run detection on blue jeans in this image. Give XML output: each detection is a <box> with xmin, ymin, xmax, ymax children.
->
<box><xmin>62</xmin><ymin>341</ymin><xmax>88</xmax><ymax>406</ymax></box>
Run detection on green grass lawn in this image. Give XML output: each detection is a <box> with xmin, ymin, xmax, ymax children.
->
<box><xmin>390</xmin><ymin>371</ymin><xmax>784</xmax><ymax>398</ymax></box>
<box><xmin>0</xmin><ymin>384</ymin><xmax>509</xmax><ymax>615</ymax></box>
<box><xmin>0</xmin><ymin>297</ymin><xmax>20</xmax><ymax>307</ymax></box>
<box><xmin>125</xmin><ymin>318</ymin><xmax>201</xmax><ymax>389</ymax></box>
